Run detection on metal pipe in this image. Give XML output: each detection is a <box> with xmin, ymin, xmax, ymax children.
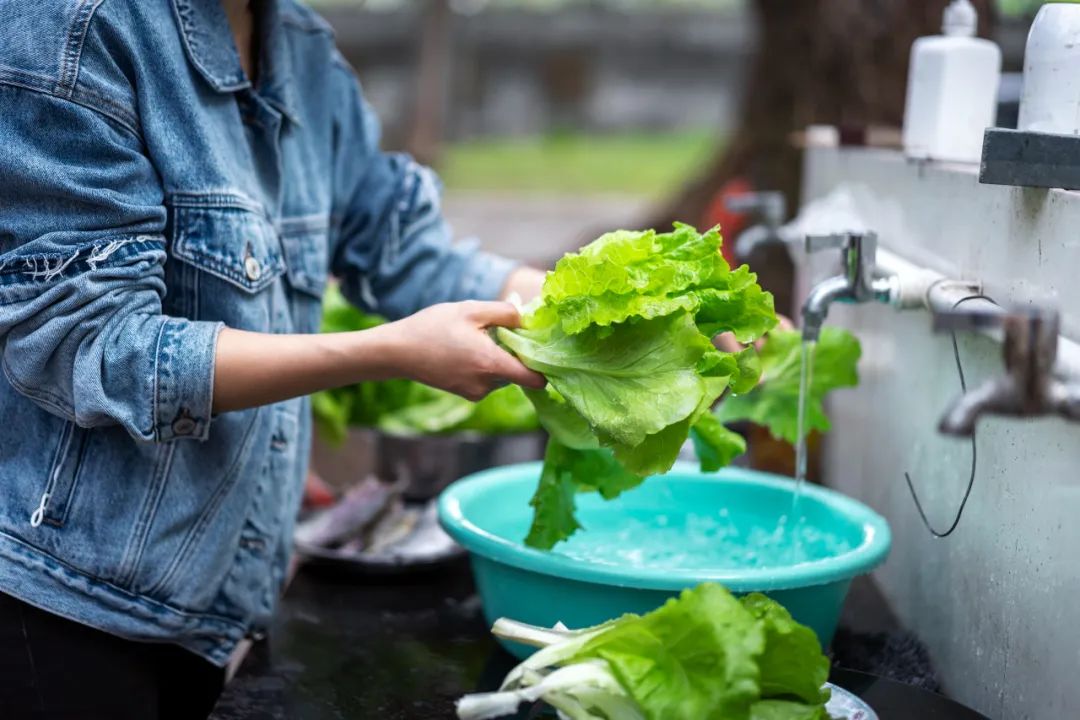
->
<box><xmin>874</xmin><ymin>247</ymin><xmax>1080</xmax><ymax>383</ymax></box>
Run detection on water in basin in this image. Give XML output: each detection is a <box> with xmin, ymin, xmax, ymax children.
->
<box><xmin>553</xmin><ymin>507</ymin><xmax>854</xmax><ymax>571</ymax></box>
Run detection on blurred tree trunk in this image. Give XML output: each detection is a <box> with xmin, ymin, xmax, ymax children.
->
<box><xmin>406</xmin><ymin>0</ymin><xmax>452</xmax><ymax>166</ymax></box>
<box><xmin>653</xmin><ymin>0</ymin><xmax>998</xmax><ymax>246</ymax></box>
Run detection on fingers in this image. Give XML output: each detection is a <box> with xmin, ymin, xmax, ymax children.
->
<box><xmin>486</xmin><ymin>345</ymin><xmax>546</xmax><ymax>390</ymax></box>
<box><xmin>465</xmin><ymin>300</ymin><xmax>523</xmax><ymax>329</ymax></box>
<box><xmin>714</xmin><ymin>331</ymin><xmax>743</xmax><ymax>354</ymax></box>
<box><xmin>753</xmin><ymin>315</ymin><xmax>793</xmax><ymax>350</ymax></box>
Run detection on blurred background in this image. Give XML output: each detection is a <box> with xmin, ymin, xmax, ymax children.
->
<box><xmin>312</xmin><ymin>0</ymin><xmax>1050</xmax><ymax>278</ymax></box>
<box><xmin>307</xmin><ymin>0</ymin><xmax>1063</xmax><ymax>476</ymax></box>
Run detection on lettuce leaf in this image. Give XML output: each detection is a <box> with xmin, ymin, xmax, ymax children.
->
<box><xmin>690</xmin><ymin>413</ymin><xmax>747</xmax><ymax>473</ymax></box>
<box><xmin>500</xmin><ymin>314</ymin><xmax>711</xmax><ymax>447</ymax></box>
<box><xmin>750</xmin><ymin>700</ymin><xmax>829</xmax><ymax>720</ymax></box>
<box><xmin>526</xmin><ymin>441</ymin><xmax>643</xmax><ymax>550</ymax></box>
<box><xmin>376</xmin><ymin>385</ymin><xmax>539</xmax><ymax>435</ymax></box>
<box><xmin>573</xmin><ymin>584</ymin><xmax>765</xmax><ymax>720</ymax></box>
<box><xmin>498</xmin><ymin>224</ymin><xmax>777</xmax><ymax>548</ymax></box>
<box><xmin>740</xmin><ymin>593</ymin><xmax>831</xmax><ymax>705</ymax></box>
<box><xmin>714</xmin><ymin>327</ymin><xmax>860</xmax><ymax>444</ymax></box>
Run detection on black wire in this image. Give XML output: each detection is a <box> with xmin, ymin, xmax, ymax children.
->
<box><xmin>903</xmin><ymin>294</ymin><xmax>996</xmax><ymax>538</ymax></box>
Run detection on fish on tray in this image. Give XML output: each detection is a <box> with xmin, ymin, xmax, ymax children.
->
<box><xmin>293</xmin><ymin>476</ymin><xmax>458</xmax><ymax>565</ymax></box>
<box><xmin>293</xmin><ymin>475</ymin><xmax>399</xmax><ymax>548</ymax></box>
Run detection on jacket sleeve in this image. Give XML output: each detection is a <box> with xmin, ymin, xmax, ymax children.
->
<box><xmin>327</xmin><ymin>57</ymin><xmax>517</xmax><ymax>321</ymax></box>
<box><xmin>0</xmin><ymin>85</ymin><xmax>221</xmax><ymax>442</ymax></box>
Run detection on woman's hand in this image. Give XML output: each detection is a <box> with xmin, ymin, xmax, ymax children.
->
<box><xmin>500</xmin><ymin>266</ymin><xmax>546</xmax><ymax>303</ymax></box>
<box><xmin>213</xmin><ymin>300</ymin><xmax>545</xmax><ymax>414</ymax></box>
<box><xmin>714</xmin><ymin>314</ymin><xmax>795</xmax><ymax>354</ymax></box>
<box><xmin>382</xmin><ymin>301</ymin><xmax>546</xmax><ymax>401</ymax></box>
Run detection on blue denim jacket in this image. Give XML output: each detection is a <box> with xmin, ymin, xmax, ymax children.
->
<box><xmin>0</xmin><ymin>0</ymin><xmax>514</xmax><ymax>664</ymax></box>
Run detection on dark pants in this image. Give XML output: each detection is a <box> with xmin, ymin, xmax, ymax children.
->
<box><xmin>0</xmin><ymin>592</ymin><xmax>224</xmax><ymax>720</ymax></box>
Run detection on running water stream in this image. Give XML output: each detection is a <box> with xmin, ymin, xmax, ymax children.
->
<box><xmin>790</xmin><ymin>339</ymin><xmax>816</xmax><ymax>523</ymax></box>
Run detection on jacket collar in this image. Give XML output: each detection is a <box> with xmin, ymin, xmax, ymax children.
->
<box><xmin>171</xmin><ymin>0</ymin><xmax>301</xmax><ymax>124</ymax></box>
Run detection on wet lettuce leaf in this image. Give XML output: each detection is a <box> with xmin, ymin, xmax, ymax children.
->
<box><xmin>750</xmin><ymin>699</ymin><xmax>830</xmax><ymax>720</ymax></box>
<box><xmin>574</xmin><ymin>584</ymin><xmax>766</xmax><ymax>720</ymax></box>
<box><xmin>497</xmin><ymin>224</ymin><xmax>777</xmax><ymax>548</ymax></box>
<box><xmin>740</xmin><ymin>593</ymin><xmax>831</xmax><ymax>705</ymax></box>
<box><xmin>525</xmin><ymin>441</ymin><xmax>643</xmax><ymax>550</ymax></box>
<box><xmin>714</xmin><ymin>327</ymin><xmax>861</xmax><ymax>444</ymax></box>
<box><xmin>689</xmin><ymin>413</ymin><xmax>747</xmax><ymax>473</ymax></box>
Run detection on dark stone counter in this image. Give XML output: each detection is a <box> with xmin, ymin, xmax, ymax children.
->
<box><xmin>210</xmin><ymin>560</ymin><xmax>988</xmax><ymax>720</ymax></box>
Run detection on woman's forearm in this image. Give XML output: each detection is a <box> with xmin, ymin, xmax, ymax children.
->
<box><xmin>212</xmin><ymin>325</ymin><xmax>402</xmax><ymax>414</ymax></box>
<box><xmin>211</xmin><ymin>300</ymin><xmax>546</xmax><ymax>415</ymax></box>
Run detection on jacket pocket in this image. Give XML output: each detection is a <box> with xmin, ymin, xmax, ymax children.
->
<box><xmin>165</xmin><ymin>193</ymin><xmax>286</xmax><ymax>330</ymax></box>
<box><xmin>279</xmin><ymin>215</ymin><xmax>330</xmax><ymax>334</ymax></box>
<box><xmin>30</xmin><ymin>422</ymin><xmax>90</xmax><ymax>529</ymax></box>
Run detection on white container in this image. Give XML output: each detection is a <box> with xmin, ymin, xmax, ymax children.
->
<box><xmin>902</xmin><ymin>0</ymin><xmax>1002</xmax><ymax>163</ymax></box>
<box><xmin>1017</xmin><ymin>3</ymin><xmax>1080</xmax><ymax>136</ymax></box>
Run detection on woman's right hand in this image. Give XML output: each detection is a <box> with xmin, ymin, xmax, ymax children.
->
<box><xmin>380</xmin><ymin>301</ymin><xmax>547</xmax><ymax>401</ymax></box>
<box><xmin>213</xmin><ymin>300</ymin><xmax>546</xmax><ymax>414</ymax></box>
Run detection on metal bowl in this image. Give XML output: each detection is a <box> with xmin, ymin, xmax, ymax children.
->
<box><xmin>311</xmin><ymin>428</ymin><xmax>547</xmax><ymax>500</ymax></box>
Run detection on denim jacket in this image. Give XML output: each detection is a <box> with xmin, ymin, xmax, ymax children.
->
<box><xmin>0</xmin><ymin>0</ymin><xmax>514</xmax><ymax>665</ymax></box>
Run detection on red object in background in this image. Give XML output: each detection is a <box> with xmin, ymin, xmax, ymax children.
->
<box><xmin>303</xmin><ymin>470</ymin><xmax>338</xmax><ymax>509</ymax></box>
<box><xmin>703</xmin><ymin>177</ymin><xmax>754</xmax><ymax>266</ymax></box>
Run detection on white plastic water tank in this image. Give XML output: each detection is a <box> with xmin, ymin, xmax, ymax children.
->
<box><xmin>1017</xmin><ymin>3</ymin><xmax>1080</xmax><ymax>135</ymax></box>
<box><xmin>902</xmin><ymin>0</ymin><xmax>1002</xmax><ymax>163</ymax></box>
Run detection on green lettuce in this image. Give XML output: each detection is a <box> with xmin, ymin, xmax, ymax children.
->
<box><xmin>689</xmin><ymin>412</ymin><xmax>747</xmax><ymax>473</ymax></box>
<box><xmin>741</xmin><ymin>593</ymin><xmax>831</xmax><ymax>705</ymax></box>
<box><xmin>497</xmin><ymin>224</ymin><xmax>777</xmax><ymax>548</ymax></box>
<box><xmin>714</xmin><ymin>327</ymin><xmax>861</xmax><ymax>444</ymax></box>
<box><xmin>525</xmin><ymin>442</ymin><xmax>644</xmax><ymax>550</ymax></box>
<box><xmin>750</xmin><ymin>700</ymin><xmax>830</xmax><ymax>720</ymax></box>
<box><xmin>455</xmin><ymin>583</ymin><xmax>832</xmax><ymax>720</ymax></box>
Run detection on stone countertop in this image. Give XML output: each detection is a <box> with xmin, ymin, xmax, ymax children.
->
<box><xmin>210</xmin><ymin>559</ymin><xmax>987</xmax><ymax>720</ymax></box>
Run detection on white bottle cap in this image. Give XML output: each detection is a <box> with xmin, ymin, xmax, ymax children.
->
<box><xmin>805</xmin><ymin>125</ymin><xmax>840</xmax><ymax>148</ymax></box>
<box><xmin>943</xmin><ymin>0</ymin><xmax>977</xmax><ymax>37</ymax></box>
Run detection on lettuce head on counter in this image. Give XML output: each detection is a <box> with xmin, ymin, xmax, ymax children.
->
<box><xmin>456</xmin><ymin>583</ymin><xmax>832</xmax><ymax>720</ymax></box>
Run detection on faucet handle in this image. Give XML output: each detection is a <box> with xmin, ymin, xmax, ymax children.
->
<box><xmin>805</xmin><ymin>231</ymin><xmax>877</xmax><ymax>255</ymax></box>
<box><xmin>804</xmin><ymin>233</ymin><xmax>849</xmax><ymax>254</ymax></box>
<box><xmin>724</xmin><ymin>192</ymin><xmax>786</xmax><ymax>228</ymax></box>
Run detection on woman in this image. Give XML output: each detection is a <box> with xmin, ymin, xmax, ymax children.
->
<box><xmin>0</xmin><ymin>0</ymin><xmax>545</xmax><ymax>717</ymax></box>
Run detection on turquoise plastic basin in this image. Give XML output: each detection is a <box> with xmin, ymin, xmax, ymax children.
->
<box><xmin>438</xmin><ymin>462</ymin><xmax>890</xmax><ymax>658</ymax></box>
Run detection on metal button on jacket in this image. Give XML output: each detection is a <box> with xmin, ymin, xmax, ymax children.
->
<box><xmin>244</xmin><ymin>255</ymin><xmax>262</xmax><ymax>281</ymax></box>
<box><xmin>172</xmin><ymin>416</ymin><xmax>197</xmax><ymax>436</ymax></box>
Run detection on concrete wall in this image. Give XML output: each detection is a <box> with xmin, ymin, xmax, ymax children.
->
<box><xmin>801</xmin><ymin>148</ymin><xmax>1080</xmax><ymax>718</ymax></box>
